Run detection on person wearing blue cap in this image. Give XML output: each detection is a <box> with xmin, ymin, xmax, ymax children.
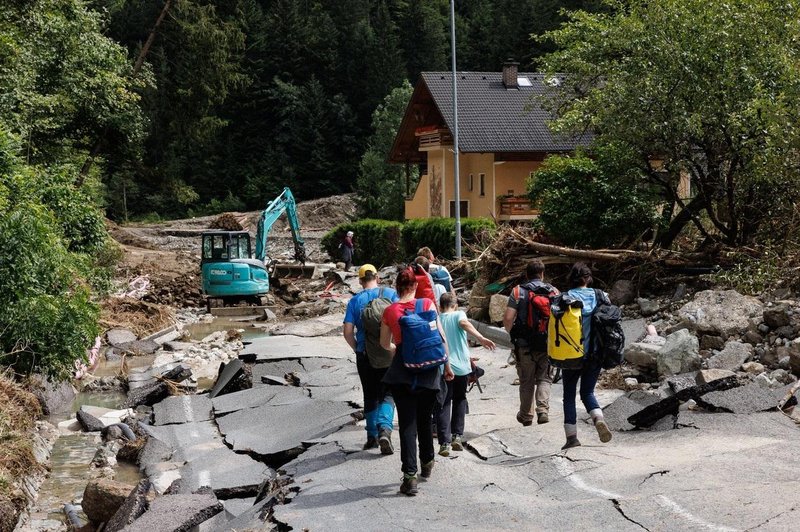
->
<box><xmin>343</xmin><ymin>264</ymin><xmax>399</xmax><ymax>452</ymax></box>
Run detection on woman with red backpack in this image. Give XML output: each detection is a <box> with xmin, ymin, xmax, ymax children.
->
<box><xmin>380</xmin><ymin>267</ymin><xmax>454</xmax><ymax>496</ymax></box>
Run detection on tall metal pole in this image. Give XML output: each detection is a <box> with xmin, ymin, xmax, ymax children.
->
<box><xmin>450</xmin><ymin>0</ymin><xmax>462</xmax><ymax>259</ymax></box>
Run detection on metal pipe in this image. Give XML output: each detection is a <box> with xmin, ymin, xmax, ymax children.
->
<box><xmin>450</xmin><ymin>0</ymin><xmax>462</xmax><ymax>259</ymax></box>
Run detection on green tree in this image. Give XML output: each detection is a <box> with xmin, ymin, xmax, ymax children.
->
<box><xmin>0</xmin><ymin>129</ymin><xmax>101</xmax><ymax>379</ymax></box>
<box><xmin>357</xmin><ymin>80</ymin><xmax>417</xmax><ymax>220</ymax></box>
<box><xmin>528</xmin><ymin>152</ymin><xmax>659</xmax><ymax>247</ymax></box>
<box><xmin>540</xmin><ymin>0</ymin><xmax>800</xmax><ymax>246</ymax></box>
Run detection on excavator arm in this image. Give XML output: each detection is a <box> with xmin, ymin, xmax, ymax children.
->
<box><xmin>254</xmin><ymin>187</ymin><xmax>306</xmax><ymax>264</ymax></box>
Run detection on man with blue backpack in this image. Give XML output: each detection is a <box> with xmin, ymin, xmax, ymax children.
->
<box><xmin>343</xmin><ymin>264</ymin><xmax>399</xmax><ymax>454</ymax></box>
<box><xmin>503</xmin><ymin>260</ymin><xmax>559</xmax><ymax>427</ymax></box>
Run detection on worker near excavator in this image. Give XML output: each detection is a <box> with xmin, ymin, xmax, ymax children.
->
<box><xmin>343</xmin><ymin>264</ymin><xmax>399</xmax><ymax>453</ymax></box>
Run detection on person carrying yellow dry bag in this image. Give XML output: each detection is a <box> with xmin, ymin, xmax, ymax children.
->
<box><xmin>547</xmin><ymin>294</ymin><xmax>584</xmax><ymax>370</ymax></box>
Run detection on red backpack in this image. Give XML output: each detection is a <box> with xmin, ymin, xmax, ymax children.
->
<box><xmin>412</xmin><ymin>265</ymin><xmax>437</xmax><ymax>303</ymax></box>
<box><xmin>510</xmin><ymin>280</ymin><xmax>558</xmax><ymax>351</ymax></box>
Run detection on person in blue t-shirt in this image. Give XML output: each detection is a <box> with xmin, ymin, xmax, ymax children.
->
<box><xmin>436</xmin><ymin>293</ymin><xmax>496</xmax><ymax>457</ymax></box>
<box><xmin>561</xmin><ymin>262</ymin><xmax>612</xmax><ymax>450</ymax></box>
<box><xmin>343</xmin><ymin>264</ymin><xmax>399</xmax><ymax>451</ymax></box>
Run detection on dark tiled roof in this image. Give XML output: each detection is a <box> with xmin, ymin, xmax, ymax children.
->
<box><xmin>420</xmin><ymin>71</ymin><xmax>590</xmax><ymax>153</ymax></box>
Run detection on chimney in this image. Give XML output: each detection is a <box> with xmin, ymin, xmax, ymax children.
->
<box><xmin>502</xmin><ymin>59</ymin><xmax>519</xmax><ymax>89</ymax></box>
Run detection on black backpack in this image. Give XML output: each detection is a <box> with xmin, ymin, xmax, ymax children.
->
<box><xmin>590</xmin><ymin>289</ymin><xmax>625</xmax><ymax>369</ymax></box>
<box><xmin>510</xmin><ymin>280</ymin><xmax>557</xmax><ymax>351</ymax></box>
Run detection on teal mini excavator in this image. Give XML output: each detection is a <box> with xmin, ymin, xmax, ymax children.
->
<box><xmin>200</xmin><ymin>187</ymin><xmax>308</xmax><ymax>310</ymax></box>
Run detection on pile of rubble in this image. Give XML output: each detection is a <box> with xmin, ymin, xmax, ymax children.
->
<box><xmin>602</xmin><ymin>289</ymin><xmax>800</xmax><ymax>430</ymax></box>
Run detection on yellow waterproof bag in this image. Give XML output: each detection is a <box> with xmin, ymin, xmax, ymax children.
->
<box><xmin>548</xmin><ymin>295</ymin><xmax>584</xmax><ymax>369</ymax></box>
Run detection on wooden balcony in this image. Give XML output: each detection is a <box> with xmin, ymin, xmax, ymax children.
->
<box><xmin>415</xmin><ymin>126</ymin><xmax>452</xmax><ymax>150</ymax></box>
<box><xmin>497</xmin><ymin>196</ymin><xmax>539</xmax><ymax>221</ymax></box>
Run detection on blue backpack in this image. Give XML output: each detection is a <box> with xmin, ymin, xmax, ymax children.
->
<box><xmin>431</xmin><ymin>267</ymin><xmax>451</xmax><ymax>292</ymax></box>
<box><xmin>399</xmin><ymin>299</ymin><xmax>448</xmax><ymax>372</ymax></box>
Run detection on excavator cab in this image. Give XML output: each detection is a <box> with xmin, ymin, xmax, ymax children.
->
<box><xmin>201</xmin><ymin>231</ymin><xmax>271</xmax><ymax>307</ymax></box>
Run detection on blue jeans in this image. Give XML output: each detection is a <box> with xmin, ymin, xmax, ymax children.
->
<box><xmin>562</xmin><ymin>362</ymin><xmax>602</xmax><ymax>425</ymax></box>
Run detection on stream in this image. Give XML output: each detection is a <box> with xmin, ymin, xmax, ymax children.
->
<box><xmin>30</xmin><ymin>392</ymin><xmax>140</xmax><ymax>526</ymax></box>
<box><xmin>26</xmin><ymin>315</ymin><xmax>274</xmax><ymax>529</ymax></box>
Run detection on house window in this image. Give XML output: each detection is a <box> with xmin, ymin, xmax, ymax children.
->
<box><xmin>479</xmin><ymin>174</ymin><xmax>485</xmax><ymax>196</ymax></box>
<box><xmin>449</xmin><ymin>200</ymin><xmax>469</xmax><ymax>218</ymax></box>
<box><xmin>468</xmin><ymin>174</ymin><xmax>473</xmax><ymax>192</ymax></box>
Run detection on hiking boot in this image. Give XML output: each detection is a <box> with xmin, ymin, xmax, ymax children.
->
<box><xmin>516</xmin><ymin>412</ymin><xmax>532</xmax><ymax>427</ymax></box>
<box><xmin>438</xmin><ymin>444</ymin><xmax>450</xmax><ymax>457</ymax></box>
<box><xmin>362</xmin><ymin>436</ymin><xmax>378</xmax><ymax>450</ymax></box>
<box><xmin>421</xmin><ymin>459</ymin><xmax>435</xmax><ymax>478</ymax></box>
<box><xmin>595</xmin><ymin>419</ymin><xmax>612</xmax><ymax>443</ymax></box>
<box><xmin>537</xmin><ymin>412</ymin><xmax>549</xmax><ymax>425</ymax></box>
<box><xmin>378</xmin><ymin>428</ymin><xmax>394</xmax><ymax>455</ymax></box>
<box><xmin>561</xmin><ymin>435</ymin><xmax>581</xmax><ymax>450</ymax></box>
<box><xmin>451</xmin><ymin>435</ymin><xmax>463</xmax><ymax>451</ymax></box>
<box><xmin>400</xmin><ymin>475</ymin><xmax>418</xmax><ymax>496</ymax></box>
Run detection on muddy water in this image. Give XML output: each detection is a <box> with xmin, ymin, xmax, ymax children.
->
<box><xmin>183</xmin><ymin>317</ymin><xmax>270</xmax><ymax>341</ymax></box>
<box><xmin>34</xmin><ymin>391</ymin><xmax>141</xmax><ymax>523</ymax></box>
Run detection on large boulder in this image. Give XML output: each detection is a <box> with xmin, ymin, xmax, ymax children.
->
<box><xmin>657</xmin><ymin>329</ymin><xmax>701</xmax><ymax>377</ymax></box>
<box><xmin>105</xmin><ymin>479</ymin><xmax>151</xmax><ymax>532</ymax></box>
<box><xmin>488</xmin><ymin>294</ymin><xmax>508</xmax><ymax>324</ymax></box>
<box><xmin>624</xmin><ymin>335</ymin><xmax>665</xmax><ymax>370</ymax></box>
<box><xmin>707</xmin><ymin>341</ymin><xmax>753</xmax><ymax>372</ymax></box>
<box><xmin>609</xmin><ymin>280</ymin><xmax>636</xmax><ymax>305</ymax></box>
<box><xmin>678</xmin><ymin>290</ymin><xmax>763</xmax><ymax>338</ymax></box>
<box><xmin>83</xmin><ymin>479</ymin><xmax>135</xmax><ymax>524</ymax></box>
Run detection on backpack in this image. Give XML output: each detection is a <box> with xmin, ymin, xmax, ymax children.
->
<box><xmin>591</xmin><ymin>289</ymin><xmax>625</xmax><ymax>369</ymax></box>
<box><xmin>399</xmin><ymin>299</ymin><xmax>448</xmax><ymax>373</ymax></box>
<box><xmin>509</xmin><ymin>281</ymin><xmax>556</xmax><ymax>352</ymax></box>
<box><xmin>547</xmin><ymin>294</ymin><xmax>585</xmax><ymax>369</ymax></box>
<box><xmin>431</xmin><ymin>267</ymin><xmax>451</xmax><ymax>292</ymax></box>
<box><xmin>360</xmin><ymin>287</ymin><xmax>393</xmax><ymax>369</ymax></box>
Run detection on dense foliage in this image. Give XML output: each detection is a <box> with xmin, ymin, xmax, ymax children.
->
<box><xmin>357</xmin><ymin>81</ymin><xmax>418</xmax><ymax>221</ymax></box>
<box><xmin>0</xmin><ymin>1</ymin><xmax>136</xmax><ymax>377</ymax></box>
<box><xmin>539</xmin><ymin>0</ymin><xmax>800</xmax><ymax>247</ymax></box>
<box><xmin>528</xmin><ymin>154</ymin><xmax>659</xmax><ymax>248</ymax></box>
<box><xmin>0</xmin><ymin>132</ymin><xmax>102</xmax><ymax>379</ymax></box>
<box><xmin>402</xmin><ymin>217</ymin><xmax>496</xmax><ymax>260</ymax></box>
<box><xmin>87</xmin><ymin>0</ymin><xmax>605</xmax><ymax>219</ymax></box>
<box><xmin>323</xmin><ymin>217</ymin><xmax>495</xmax><ymax>265</ymax></box>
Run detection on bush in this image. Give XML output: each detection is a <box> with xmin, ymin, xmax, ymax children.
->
<box><xmin>401</xmin><ymin>217</ymin><xmax>496</xmax><ymax>260</ymax></box>
<box><xmin>528</xmin><ymin>155</ymin><xmax>659</xmax><ymax>248</ymax></box>
<box><xmin>0</xmin><ymin>206</ymin><xmax>99</xmax><ymax>379</ymax></box>
<box><xmin>322</xmin><ymin>219</ymin><xmax>404</xmax><ymax>267</ymax></box>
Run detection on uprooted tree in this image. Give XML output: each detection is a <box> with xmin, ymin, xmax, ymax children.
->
<box><xmin>539</xmin><ymin>0</ymin><xmax>800</xmax><ymax>247</ymax></box>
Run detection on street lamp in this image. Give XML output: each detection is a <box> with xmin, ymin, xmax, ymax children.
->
<box><xmin>450</xmin><ymin>0</ymin><xmax>462</xmax><ymax>259</ymax></box>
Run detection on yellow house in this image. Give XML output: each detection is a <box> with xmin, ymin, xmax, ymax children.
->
<box><xmin>389</xmin><ymin>62</ymin><xmax>591</xmax><ymax>220</ymax></box>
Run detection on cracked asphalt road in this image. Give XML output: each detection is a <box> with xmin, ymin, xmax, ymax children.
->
<box><xmin>273</xmin><ymin>343</ymin><xmax>800</xmax><ymax>531</ymax></box>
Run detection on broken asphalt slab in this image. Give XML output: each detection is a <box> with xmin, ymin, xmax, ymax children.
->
<box><xmin>121</xmin><ymin>492</ymin><xmax>222</xmax><ymax>532</ymax></box>
<box><xmin>239</xmin><ymin>335</ymin><xmax>354</xmax><ymax>362</ymax></box>
<box><xmin>211</xmin><ymin>385</ymin><xmax>309</xmax><ymax>415</ymax></box>
<box><xmin>175</xmin><ymin>446</ymin><xmax>273</xmax><ymax>497</ymax></box>
<box><xmin>153</xmin><ymin>394</ymin><xmax>212</xmax><ymax>426</ymax></box>
<box><xmin>216</xmin><ymin>399</ymin><xmax>359</xmax><ymax>457</ymax></box>
<box><xmin>627</xmin><ymin>375</ymin><xmax>740</xmax><ymax>427</ymax></box>
<box><xmin>697</xmin><ymin>382</ymin><xmax>792</xmax><ymax>414</ymax></box>
<box><xmin>208</xmin><ymin>358</ymin><xmax>244</xmax><ymax>399</ymax></box>
<box><xmin>269</xmin><ymin>312</ymin><xmax>345</xmax><ymax>337</ymax></box>
<box><xmin>603</xmin><ymin>391</ymin><xmax>661</xmax><ymax>431</ymax></box>
<box><xmin>138</xmin><ymin>420</ymin><xmax>223</xmax><ymax>464</ymax></box>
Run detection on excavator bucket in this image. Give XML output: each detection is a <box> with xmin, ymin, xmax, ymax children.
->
<box><xmin>271</xmin><ymin>262</ymin><xmax>318</xmax><ymax>279</ymax></box>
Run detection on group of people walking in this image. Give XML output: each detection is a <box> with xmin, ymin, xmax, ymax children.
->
<box><xmin>343</xmin><ymin>252</ymin><xmax>612</xmax><ymax>496</ymax></box>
